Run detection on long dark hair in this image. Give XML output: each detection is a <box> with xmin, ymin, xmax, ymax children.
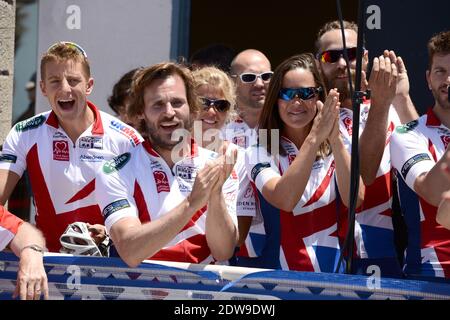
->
<box><xmin>257</xmin><ymin>53</ymin><xmax>329</xmax><ymax>158</ymax></box>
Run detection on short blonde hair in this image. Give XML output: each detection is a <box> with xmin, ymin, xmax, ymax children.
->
<box><xmin>41</xmin><ymin>42</ymin><xmax>90</xmax><ymax>80</ymax></box>
<box><xmin>192</xmin><ymin>66</ymin><xmax>236</xmax><ymax>121</ymax></box>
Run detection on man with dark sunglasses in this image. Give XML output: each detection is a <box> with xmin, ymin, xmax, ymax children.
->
<box><xmin>315</xmin><ymin>20</ymin><xmax>419</xmax><ymax>278</ymax></box>
<box><xmin>225</xmin><ymin>49</ymin><xmax>272</xmax><ymax>149</ymax></box>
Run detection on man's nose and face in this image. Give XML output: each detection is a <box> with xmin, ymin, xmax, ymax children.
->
<box><xmin>317</xmin><ymin>29</ymin><xmax>362</xmax><ymax>102</ymax></box>
<box><xmin>140</xmin><ymin>74</ymin><xmax>191</xmax><ymax>150</ymax></box>
<box><xmin>427</xmin><ymin>53</ymin><xmax>450</xmax><ymax>110</ymax></box>
<box><xmin>234</xmin><ymin>54</ymin><xmax>272</xmax><ymax>110</ymax></box>
<box><xmin>40</xmin><ymin>59</ymin><xmax>93</xmax><ymax>123</ymax></box>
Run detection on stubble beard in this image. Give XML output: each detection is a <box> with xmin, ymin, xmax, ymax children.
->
<box><xmin>238</xmin><ymin>95</ymin><xmax>265</xmax><ymax>110</ymax></box>
<box><xmin>145</xmin><ymin>118</ymin><xmax>192</xmax><ymax>151</ymax></box>
<box><xmin>325</xmin><ymin>70</ymin><xmax>356</xmax><ymax>104</ymax></box>
<box><xmin>434</xmin><ymin>87</ymin><xmax>450</xmax><ymax>110</ymax></box>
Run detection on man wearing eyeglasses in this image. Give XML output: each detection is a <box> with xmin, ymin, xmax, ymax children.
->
<box><xmin>225</xmin><ymin>49</ymin><xmax>272</xmax><ymax>149</ymax></box>
<box><xmin>315</xmin><ymin>20</ymin><xmax>419</xmax><ymax>278</ymax></box>
<box><xmin>0</xmin><ymin>42</ymin><xmax>143</xmax><ymax>253</ymax></box>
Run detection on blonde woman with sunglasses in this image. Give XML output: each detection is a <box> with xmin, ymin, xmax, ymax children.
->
<box><xmin>192</xmin><ymin>67</ymin><xmax>260</xmax><ymax>258</ymax></box>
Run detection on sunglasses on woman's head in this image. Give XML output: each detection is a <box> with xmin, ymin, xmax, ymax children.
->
<box><xmin>279</xmin><ymin>87</ymin><xmax>322</xmax><ymax>101</ymax></box>
<box><xmin>201</xmin><ymin>97</ymin><xmax>231</xmax><ymax>112</ymax></box>
<box><xmin>317</xmin><ymin>47</ymin><xmax>358</xmax><ymax>63</ymax></box>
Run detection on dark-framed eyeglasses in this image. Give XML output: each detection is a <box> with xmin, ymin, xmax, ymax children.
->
<box><xmin>316</xmin><ymin>47</ymin><xmax>359</xmax><ymax>63</ymax></box>
<box><xmin>201</xmin><ymin>97</ymin><xmax>231</xmax><ymax>112</ymax></box>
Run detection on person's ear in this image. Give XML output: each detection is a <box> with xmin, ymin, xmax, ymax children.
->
<box><xmin>426</xmin><ymin>70</ymin><xmax>432</xmax><ymax>90</ymax></box>
<box><xmin>86</xmin><ymin>78</ymin><xmax>94</xmax><ymax>95</ymax></box>
<box><xmin>40</xmin><ymin>80</ymin><xmax>47</xmax><ymax>97</ymax></box>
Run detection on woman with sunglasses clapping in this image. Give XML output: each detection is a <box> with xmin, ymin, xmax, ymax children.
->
<box><xmin>243</xmin><ymin>53</ymin><xmax>365</xmax><ymax>272</ymax></box>
<box><xmin>191</xmin><ymin>67</ymin><xmax>258</xmax><ymax>255</ymax></box>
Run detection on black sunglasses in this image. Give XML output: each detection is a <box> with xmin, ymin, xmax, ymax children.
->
<box><xmin>279</xmin><ymin>87</ymin><xmax>322</xmax><ymax>101</ymax></box>
<box><xmin>317</xmin><ymin>47</ymin><xmax>359</xmax><ymax>63</ymax></box>
<box><xmin>201</xmin><ymin>97</ymin><xmax>231</xmax><ymax>113</ymax></box>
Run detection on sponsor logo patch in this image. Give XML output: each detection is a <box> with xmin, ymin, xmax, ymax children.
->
<box><xmin>312</xmin><ymin>160</ymin><xmax>325</xmax><ymax>170</ymax></box>
<box><xmin>401</xmin><ymin>153</ymin><xmax>431</xmax><ymax>180</ymax></box>
<box><xmin>103</xmin><ymin>199</ymin><xmax>130</xmax><ymax>219</ymax></box>
<box><xmin>251</xmin><ymin>162</ymin><xmax>271</xmax><ymax>181</ymax></box>
<box><xmin>0</xmin><ymin>154</ymin><xmax>17</xmax><ymax>163</ymax></box>
<box><xmin>79</xmin><ymin>136</ymin><xmax>103</xmax><ymax>149</ymax></box>
<box><xmin>243</xmin><ymin>185</ymin><xmax>254</xmax><ymax>199</ymax></box>
<box><xmin>103</xmin><ymin>152</ymin><xmax>131</xmax><ymax>174</ymax></box>
<box><xmin>15</xmin><ymin>115</ymin><xmax>45</xmax><ymax>132</ymax></box>
<box><xmin>441</xmin><ymin>135</ymin><xmax>450</xmax><ymax>149</ymax></box>
<box><xmin>176</xmin><ymin>164</ymin><xmax>197</xmax><ymax>183</ymax></box>
<box><xmin>109</xmin><ymin>120</ymin><xmax>141</xmax><ymax>146</ymax></box>
<box><xmin>396</xmin><ymin>120</ymin><xmax>418</xmax><ymax>134</ymax></box>
<box><xmin>53</xmin><ymin>140</ymin><xmax>69</xmax><ymax>161</ymax></box>
<box><xmin>232</xmin><ymin>135</ymin><xmax>248</xmax><ymax>148</ymax></box>
<box><xmin>53</xmin><ymin>132</ymin><xmax>67</xmax><ymax>139</ymax></box>
<box><xmin>80</xmin><ymin>154</ymin><xmax>105</xmax><ymax>162</ymax></box>
<box><xmin>153</xmin><ymin>170</ymin><xmax>170</xmax><ymax>193</ymax></box>
<box><xmin>343</xmin><ymin>116</ymin><xmax>353</xmax><ymax>136</ymax></box>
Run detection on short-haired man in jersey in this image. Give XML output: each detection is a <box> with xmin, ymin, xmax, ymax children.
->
<box><xmin>391</xmin><ymin>30</ymin><xmax>450</xmax><ymax>279</ymax></box>
<box><xmin>225</xmin><ymin>49</ymin><xmax>272</xmax><ymax>260</ymax></box>
<box><xmin>95</xmin><ymin>62</ymin><xmax>238</xmax><ymax>267</ymax></box>
<box><xmin>226</xmin><ymin>49</ymin><xmax>272</xmax><ymax>149</ymax></box>
<box><xmin>437</xmin><ymin>153</ymin><xmax>450</xmax><ymax>230</ymax></box>
<box><xmin>315</xmin><ymin>20</ymin><xmax>419</xmax><ymax>277</ymax></box>
<box><xmin>0</xmin><ymin>42</ymin><xmax>142</xmax><ymax>252</ymax></box>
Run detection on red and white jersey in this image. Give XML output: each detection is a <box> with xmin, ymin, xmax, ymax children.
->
<box><xmin>232</xmin><ymin>143</ymin><xmax>264</xmax><ymax>258</ymax></box>
<box><xmin>245</xmin><ymin>137</ymin><xmax>342</xmax><ymax>272</ymax></box>
<box><xmin>228</xmin><ymin>143</ymin><xmax>256</xmax><ymax>218</ymax></box>
<box><xmin>391</xmin><ymin>108</ymin><xmax>450</xmax><ymax>278</ymax></box>
<box><xmin>339</xmin><ymin>102</ymin><xmax>400</xmax><ymax>259</ymax></box>
<box><xmin>224</xmin><ymin>117</ymin><xmax>257</xmax><ymax>149</ymax></box>
<box><xmin>224</xmin><ymin>118</ymin><xmax>264</xmax><ymax>257</ymax></box>
<box><xmin>0</xmin><ymin>206</ymin><xmax>23</xmax><ymax>251</ymax></box>
<box><xmin>0</xmin><ymin>101</ymin><xmax>143</xmax><ymax>252</ymax></box>
<box><xmin>96</xmin><ymin>139</ymin><xmax>239</xmax><ymax>264</ymax></box>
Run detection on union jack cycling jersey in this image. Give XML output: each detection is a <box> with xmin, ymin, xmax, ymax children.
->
<box><xmin>243</xmin><ymin>137</ymin><xmax>344</xmax><ymax>272</ymax></box>
<box><xmin>96</xmin><ymin>139</ymin><xmax>239</xmax><ymax>264</ymax></box>
<box><xmin>391</xmin><ymin>108</ymin><xmax>450</xmax><ymax>278</ymax></box>
<box><xmin>338</xmin><ymin>102</ymin><xmax>401</xmax><ymax>263</ymax></box>
<box><xmin>224</xmin><ymin>118</ymin><xmax>265</xmax><ymax>258</ymax></box>
<box><xmin>0</xmin><ymin>101</ymin><xmax>143</xmax><ymax>252</ymax></box>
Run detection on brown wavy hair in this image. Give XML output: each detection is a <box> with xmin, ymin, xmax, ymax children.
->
<box><xmin>428</xmin><ymin>30</ymin><xmax>450</xmax><ymax>69</ymax></box>
<box><xmin>128</xmin><ymin>62</ymin><xmax>199</xmax><ymax>133</ymax></box>
<box><xmin>257</xmin><ymin>53</ymin><xmax>330</xmax><ymax>158</ymax></box>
